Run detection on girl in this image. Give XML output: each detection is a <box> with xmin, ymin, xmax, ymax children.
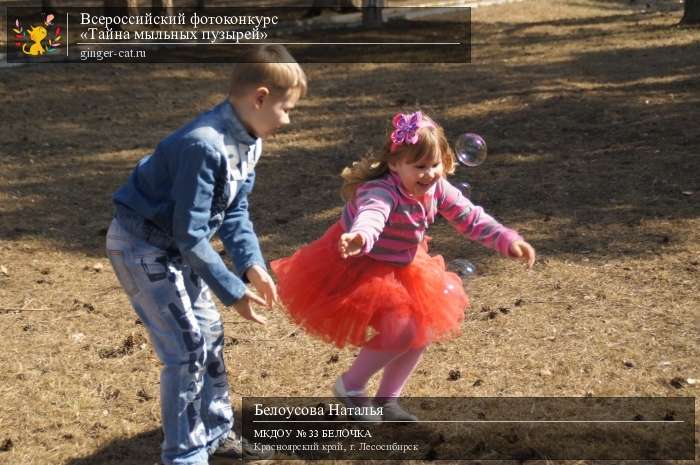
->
<box><xmin>271</xmin><ymin>111</ymin><xmax>535</xmax><ymax>421</ymax></box>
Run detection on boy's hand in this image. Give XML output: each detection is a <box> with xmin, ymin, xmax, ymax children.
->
<box><xmin>338</xmin><ymin>232</ymin><xmax>365</xmax><ymax>259</ymax></box>
<box><xmin>231</xmin><ymin>289</ymin><xmax>268</xmax><ymax>324</ymax></box>
<box><xmin>509</xmin><ymin>240</ymin><xmax>536</xmax><ymax>269</ymax></box>
<box><xmin>246</xmin><ymin>264</ymin><xmax>278</xmax><ymax>308</ymax></box>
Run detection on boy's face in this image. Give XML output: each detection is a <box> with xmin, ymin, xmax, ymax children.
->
<box><xmin>389</xmin><ymin>152</ymin><xmax>444</xmax><ymax>197</ymax></box>
<box><xmin>247</xmin><ymin>87</ymin><xmax>300</xmax><ymax>138</ymax></box>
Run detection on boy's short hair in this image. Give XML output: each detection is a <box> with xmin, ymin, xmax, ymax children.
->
<box><xmin>229</xmin><ymin>45</ymin><xmax>307</xmax><ymax>98</ymax></box>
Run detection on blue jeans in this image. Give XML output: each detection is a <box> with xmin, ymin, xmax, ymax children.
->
<box><xmin>106</xmin><ymin>218</ymin><xmax>233</xmax><ymax>465</ymax></box>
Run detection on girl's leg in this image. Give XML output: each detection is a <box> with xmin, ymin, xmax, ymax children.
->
<box><xmin>375</xmin><ymin>345</ymin><xmax>426</xmax><ymax>399</ymax></box>
<box><xmin>341</xmin><ymin>311</ymin><xmax>417</xmax><ymax>391</ymax></box>
<box><xmin>374</xmin><ymin>342</ymin><xmax>427</xmax><ymax>422</ymax></box>
<box><xmin>340</xmin><ymin>342</ymin><xmax>426</xmax><ymax>422</ymax></box>
<box><xmin>373</xmin><ymin>345</ymin><xmax>425</xmax><ymax>421</ymax></box>
<box><xmin>341</xmin><ymin>347</ymin><xmax>401</xmax><ymax>392</ymax></box>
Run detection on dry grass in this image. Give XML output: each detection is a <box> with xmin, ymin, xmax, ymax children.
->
<box><xmin>0</xmin><ymin>0</ymin><xmax>698</xmax><ymax>464</ymax></box>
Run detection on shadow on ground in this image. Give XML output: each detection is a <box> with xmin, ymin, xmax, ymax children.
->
<box><xmin>0</xmin><ymin>4</ymin><xmax>698</xmax><ymax>261</ymax></box>
<box><xmin>64</xmin><ymin>428</ymin><xmax>161</xmax><ymax>465</ymax></box>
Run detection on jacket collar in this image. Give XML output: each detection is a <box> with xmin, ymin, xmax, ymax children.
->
<box><xmin>219</xmin><ymin>100</ymin><xmax>258</xmax><ymax>147</ymax></box>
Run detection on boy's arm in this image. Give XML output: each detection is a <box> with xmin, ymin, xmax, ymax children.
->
<box><xmin>218</xmin><ymin>170</ymin><xmax>266</xmax><ymax>280</ymax></box>
<box><xmin>171</xmin><ymin>141</ymin><xmax>247</xmax><ymax>305</ymax></box>
<box><xmin>436</xmin><ymin>179</ymin><xmax>522</xmax><ymax>256</ymax></box>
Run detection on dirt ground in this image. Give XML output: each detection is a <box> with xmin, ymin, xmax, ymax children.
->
<box><xmin>0</xmin><ymin>0</ymin><xmax>699</xmax><ymax>464</ymax></box>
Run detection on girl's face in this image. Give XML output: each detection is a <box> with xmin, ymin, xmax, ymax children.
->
<box><xmin>389</xmin><ymin>151</ymin><xmax>444</xmax><ymax>197</ymax></box>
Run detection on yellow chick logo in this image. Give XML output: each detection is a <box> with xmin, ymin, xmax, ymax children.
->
<box><xmin>14</xmin><ymin>14</ymin><xmax>62</xmax><ymax>57</ymax></box>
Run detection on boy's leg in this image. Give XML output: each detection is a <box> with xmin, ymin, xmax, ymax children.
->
<box><xmin>181</xmin><ymin>266</ymin><xmax>233</xmax><ymax>453</ymax></box>
<box><xmin>106</xmin><ymin>219</ymin><xmax>210</xmax><ymax>465</ymax></box>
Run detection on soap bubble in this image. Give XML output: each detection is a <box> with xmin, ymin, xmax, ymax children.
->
<box><xmin>454</xmin><ymin>133</ymin><xmax>487</xmax><ymax>167</ymax></box>
<box><xmin>447</xmin><ymin>259</ymin><xmax>477</xmax><ymax>279</ymax></box>
<box><xmin>457</xmin><ymin>181</ymin><xmax>472</xmax><ymax>198</ymax></box>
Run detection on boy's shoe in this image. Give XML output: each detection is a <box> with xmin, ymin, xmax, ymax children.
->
<box><xmin>376</xmin><ymin>399</ymin><xmax>418</xmax><ymax>422</ymax></box>
<box><xmin>332</xmin><ymin>377</ymin><xmax>382</xmax><ymax>422</ymax></box>
<box><xmin>212</xmin><ymin>431</ymin><xmax>274</xmax><ymax>460</ymax></box>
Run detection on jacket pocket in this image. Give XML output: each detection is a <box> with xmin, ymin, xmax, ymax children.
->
<box><xmin>107</xmin><ymin>250</ymin><xmax>139</xmax><ymax>296</ymax></box>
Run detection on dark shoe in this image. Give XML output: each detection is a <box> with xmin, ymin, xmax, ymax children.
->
<box><xmin>212</xmin><ymin>431</ymin><xmax>274</xmax><ymax>460</ymax></box>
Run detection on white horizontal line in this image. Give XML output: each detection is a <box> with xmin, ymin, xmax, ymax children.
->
<box><xmin>253</xmin><ymin>420</ymin><xmax>685</xmax><ymax>423</ymax></box>
<box><xmin>75</xmin><ymin>42</ymin><xmax>462</xmax><ymax>45</ymax></box>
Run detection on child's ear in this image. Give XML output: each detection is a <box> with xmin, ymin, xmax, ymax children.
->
<box><xmin>254</xmin><ymin>86</ymin><xmax>270</xmax><ymax>109</ymax></box>
<box><xmin>387</xmin><ymin>159</ymin><xmax>399</xmax><ymax>172</ymax></box>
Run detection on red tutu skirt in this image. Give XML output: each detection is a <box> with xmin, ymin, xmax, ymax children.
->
<box><xmin>271</xmin><ymin>222</ymin><xmax>469</xmax><ymax>350</ymax></box>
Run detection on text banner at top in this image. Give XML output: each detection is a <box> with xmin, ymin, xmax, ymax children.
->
<box><xmin>6</xmin><ymin>7</ymin><xmax>471</xmax><ymax>63</ymax></box>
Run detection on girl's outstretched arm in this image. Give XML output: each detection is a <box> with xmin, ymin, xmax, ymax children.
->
<box><xmin>342</xmin><ymin>182</ymin><xmax>396</xmax><ymax>256</ymax></box>
<box><xmin>509</xmin><ymin>239</ymin><xmax>536</xmax><ymax>269</ymax></box>
<box><xmin>436</xmin><ymin>179</ymin><xmax>525</xmax><ymax>258</ymax></box>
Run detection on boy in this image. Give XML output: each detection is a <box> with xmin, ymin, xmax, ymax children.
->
<box><xmin>106</xmin><ymin>44</ymin><xmax>306</xmax><ymax>465</ymax></box>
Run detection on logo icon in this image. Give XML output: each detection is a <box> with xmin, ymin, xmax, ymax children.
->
<box><xmin>13</xmin><ymin>14</ymin><xmax>62</xmax><ymax>56</ymax></box>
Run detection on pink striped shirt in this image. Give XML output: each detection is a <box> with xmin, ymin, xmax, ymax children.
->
<box><xmin>341</xmin><ymin>172</ymin><xmax>522</xmax><ymax>265</ymax></box>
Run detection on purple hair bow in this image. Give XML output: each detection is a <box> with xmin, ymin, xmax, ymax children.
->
<box><xmin>390</xmin><ymin>111</ymin><xmax>434</xmax><ymax>152</ymax></box>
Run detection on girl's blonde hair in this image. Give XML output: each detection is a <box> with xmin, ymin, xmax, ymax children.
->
<box><xmin>229</xmin><ymin>44</ymin><xmax>307</xmax><ymax>98</ymax></box>
<box><xmin>340</xmin><ymin>113</ymin><xmax>456</xmax><ymax>201</ymax></box>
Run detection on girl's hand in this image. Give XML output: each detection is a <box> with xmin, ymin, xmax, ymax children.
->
<box><xmin>338</xmin><ymin>232</ymin><xmax>365</xmax><ymax>259</ymax></box>
<box><xmin>245</xmin><ymin>264</ymin><xmax>278</xmax><ymax>308</ymax></box>
<box><xmin>509</xmin><ymin>240</ymin><xmax>536</xmax><ymax>269</ymax></box>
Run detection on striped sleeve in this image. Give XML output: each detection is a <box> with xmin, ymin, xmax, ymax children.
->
<box><xmin>348</xmin><ymin>183</ymin><xmax>397</xmax><ymax>255</ymax></box>
<box><xmin>436</xmin><ymin>179</ymin><xmax>522</xmax><ymax>257</ymax></box>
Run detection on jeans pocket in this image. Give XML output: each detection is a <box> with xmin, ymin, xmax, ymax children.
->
<box><xmin>140</xmin><ymin>253</ymin><xmax>169</xmax><ymax>283</ymax></box>
<box><xmin>108</xmin><ymin>250</ymin><xmax>139</xmax><ymax>296</ymax></box>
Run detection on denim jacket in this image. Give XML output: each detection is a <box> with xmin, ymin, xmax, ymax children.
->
<box><xmin>113</xmin><ymin>100</ymin><xmax>265</xmax><ymax>305</ymax></box>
